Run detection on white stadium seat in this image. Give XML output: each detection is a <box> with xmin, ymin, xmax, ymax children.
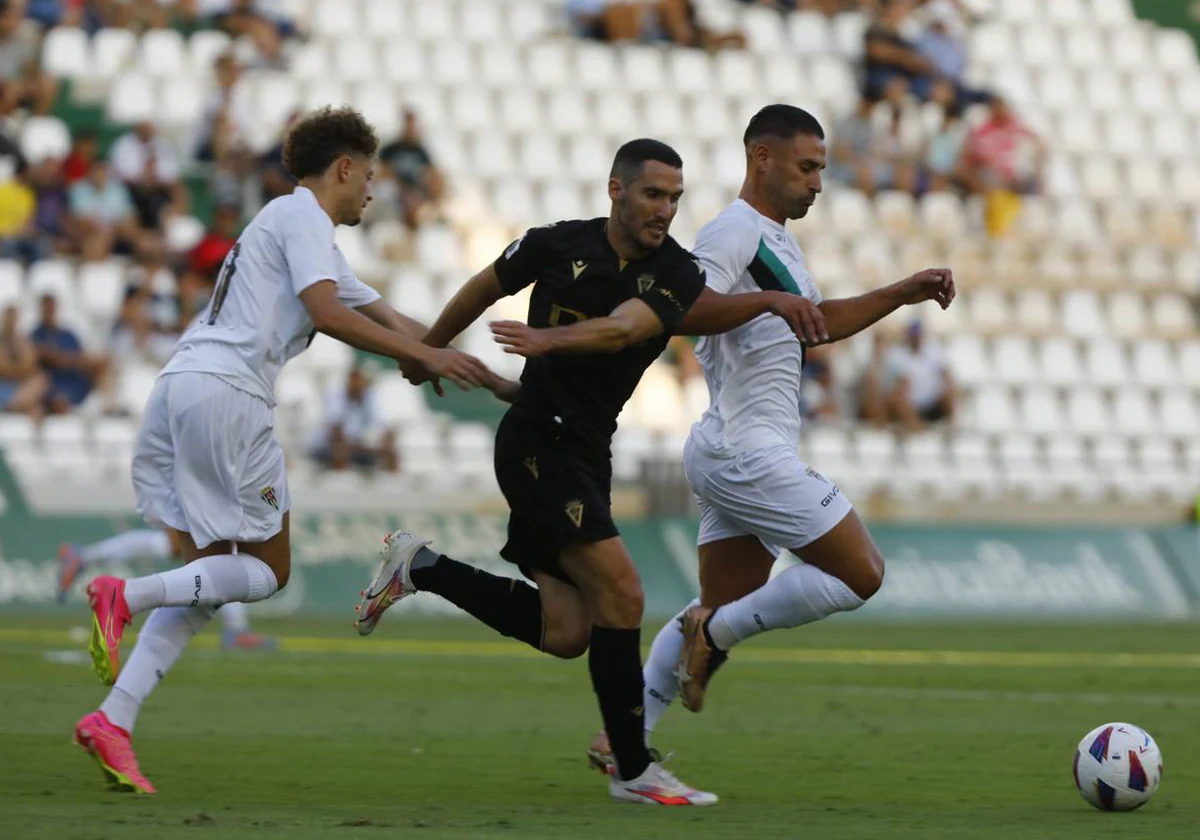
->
<box><xmin>972</xmin><ymin>387</ymin><xmax>1016</xmax><ymax>434</ymax></box>
<box><xmin>479</xmin><ymin>43</ymin><xmax>523</xmax><ymax>90</ymax></box>
<box><xmin>1019</xmin><ymin>386</ymin><xmax>1063</xmax><ymax>434</ymax></box>
<box><xmin>460</xmin><ymin>0</ymin><xmax>505</xmax><ymax>44</ymax></box>
<box><xmin>332</xmin><ymin>37</ymin><xmax>379</xmax><ymax>83</ymax></box>
<box><xmin>1156</xmin><ymin>27</ymin><xmax>1198</xmax><ymax>74</ymax></box>
<box><xmin>77</xmin><ymin>261</ymin><xmax>124</xmax><ymax>322</ymax></box>
<box><xmin>19</xmin><ymin>117</ymin><xmax>70</xmax><ymax>164</ymax></box>
<box><xmin>1065</xmin><ymin>389</ymin><xmax>1112</xmax><ymax>436</ymax></box>
<box><xmin>138</xmin><ymin>28</ymin><xmax>185</xmax><ymax>77</ymax></box>
<box><xmin>993</xmin><ymin>335</ymin><xmax>1038</xmax><ymax>385</ymax></box>
<box><xmin>92</xmin><ymin>28</ymin><xmax>136</xmax><ymax>79</ymax></box>
<box><xmin>107</xmin><ymin>73</ymin><xmax>155</xmax><ymax>123</ymax></box>
<box><xmin>1060</xmin><ymin>291</ymin><xmax>1106</xmax><ymax>338</ymax></box>
<box><xmin>1160</xmin><ymin>391</ymin><xmax>1199</xmax><ymax>439</ymax></box>
<box><xmin>788</xmin><ymin>11</ymin><xmax>831</xmax><ymax>54</ymax></box>
<box><xmin>742</xmin><ymin>6</ymin><xmax>788</xmax><ymax>54</ymax></box>
<box><xmin>188</xmin><ymin>29</ymin><xmax>232</xmax><ymax>74</ymax></box>
<box><xmin>28</xmin><ymin>259</ymin><xmax>74</xmax><ymax>301</ymax></box>
<box><xmin>160</xmin><ymin>76</ymin><xmax>204</xmax><ymax>129</ymax></box>
<box><xmin>42</xmin><ymin>27</ymin><xmax>90</xmax><ymax>78</ymax></box>
<box><xmin>1113</xmin><ymin>391</ymin><xmax>1157</xmax><ymax>436</ymax></box>
<box><xmin>412</xmin><ymin>0</ymin><xmax>455</xmax><ymax>42</ymax></box>
<box><xmin>525</xmin><ymin>41</ymin><xmax>571</xmax><ymax>90</ymax></box>
<box><xmin>1064</xmin><ymin>28</ymin><xmax>1104</xmax><ymax>71</ymax></box>
<box><xmin>1084</xmin><ymin>338</ymin><xmax>1131</xmax><ymax>387</ymax></box>
<box><xmin>621</xmin><ymin>47</ymin><xmax>667</xmax><ymax>95</ymax></box>
<box><xmin>714</xmin><ymin>50</ymin><xmax>758</xmax><ymax>97</ymax></box>
<box><xmin>1179</xmin><ymin>341</ymin><xmax>1200</xmax><ymax>389</ymax></box>
<box><xmin>667</xmin><ymin>49</ymin><xmax>713</xmax><ymax>96</ymax></box>
<box><xmin>430</xmin><ymin>42</ymin><xmax>475</xmax><ymax>87</ymax></box>
<box><xmin>1131</xmin><ymin>340</ymin><xmax>1181</xmax><ymax>389</ymax></box>
<box><xmin>0</xmin><ymin>260</ymin><xmax>22</xmax><ymax>306</ymax></box>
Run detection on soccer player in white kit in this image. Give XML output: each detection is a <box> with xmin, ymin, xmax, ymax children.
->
<box><xmin>72</xmin><ymin>107</ymin><xmax>494</xmax><ymax>794</ymax></box>
<box><xmin>588</xmin><ymin>105</ymin><xmax>955</xmax><ymax>774</ymax></box>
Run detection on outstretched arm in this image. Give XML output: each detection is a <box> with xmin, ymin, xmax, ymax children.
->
<box><xmin>820</xmin><ymin>269</ymin><xmax>955</xmax><ymax>343</ymax></box>
<box><xmin>423</xmin><ymin>264</ymin><xmax>506</xmax><ymax>348</ymax></box>
<box><xmin>355</xmin><ymin>298</ymin><xmax>430</xmax><ymax>341</ymax></box>
<box><xmin>492</xmin><ymin>298</ymin><xmax>664</xmax><ymax>357</ymax></box>
<box><xmin>679</xmin><ymin>287</ymin><xmax>828</xmax><ymax>344</ymax></box>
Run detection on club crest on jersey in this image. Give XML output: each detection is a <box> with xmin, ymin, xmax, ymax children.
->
<box><xmin>260</xmin><ymin>486</ymin><xmax>280</xmax><ymax>511</ymax></box>
<box><xmin>523</xmin><ymin>456</ymin><xmax>539</xmax><ymax>479</ymax></box>
<box><xmin>637</xmin><ymin>274</ymin><xmax>656</xmax><ymax>294</ymax></box>
<box><xmin>565</xmin><ymin>499</ymin><xmax>584</xmax><ymax>528</ymax></box>
<box><xmin>572</xmin><ymin>260</ymin><xmax>587</xmax><ymax>280</ymax></box>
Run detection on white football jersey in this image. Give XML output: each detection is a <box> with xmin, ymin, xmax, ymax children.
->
<box><xmin>161</xmin><ymin>187</ymin><xmax>380</xmax><ymax>406</ymax></box>
<box><xmin>689</xmin><ymin>199</ymin><xmax>823</xmax><ymax>457</ymax></box>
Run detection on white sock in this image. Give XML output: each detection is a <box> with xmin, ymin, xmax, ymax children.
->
<box><xmin>707</xmin><ymin>563</ymin><xmax>865</xmax><ymax>651</ymax></box>
<box><xmin>99</xmin><ymin>605</ymin><xmax>215</xmax><ymax>732</ymax></box>
<box><xmin>80</xmin><ymin>529</ymin><xmax>173</xmax><ymax>566</ymax></box>
<box><xmin>219</xmin><ymin>600</ymin><xmax>251</xmax><ymax>634</ymax></box>
<box><xmin>122</xmin><ymin>555</ymin><xmax>279</xmax><ymax>615</ymax></box>
<box><xmin>643</xmin><ymin>598</ymin><xmax>698</xmax><ymax>740</ymax></box>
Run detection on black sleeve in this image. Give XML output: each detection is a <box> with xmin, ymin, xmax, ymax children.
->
<box><xmin>638</xmin><ymin>251</ymin><xmax>706</xmax><ymax>334</ymax></box>
<box><xmin>493</xmin><ymin>224</ymin><xmax>557</xmax><ymax>295</ymax></box>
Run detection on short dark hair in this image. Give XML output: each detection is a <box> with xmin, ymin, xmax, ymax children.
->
<box><xmin>743</xmin><ymin>105</ymin><xmax>825</xmax><ymax>146</ymax></box>
<box><xmin>283</xmin><ymin>106</ymin><xmax>379</xmax><ymax>180</ymax></box>
<box><xmin>610</xmin><ymin>138</ymin><xmax>683</xmax><ymax>184</ymax></box>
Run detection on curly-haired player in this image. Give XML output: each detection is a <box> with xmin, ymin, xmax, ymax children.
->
<box><xmin>72</xmin><ymin>107</ymin><xmax>499</xmax><ymax>794</ymax></box>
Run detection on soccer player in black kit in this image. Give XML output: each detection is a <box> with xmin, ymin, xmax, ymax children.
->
<box><xmin>353</xmin><ymin>139</ymin><xmax>827</xmax><ymax>805</ymax></box>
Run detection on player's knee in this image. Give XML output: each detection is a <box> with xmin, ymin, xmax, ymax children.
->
<box><xmin>850</xmin><ymin>547</ymin><xmax>884</xmax><ymax>601</ymax></box>
<box><xmin>593</xmin><ymin>567</ymin><xmax>644</xmax><ymax>628</ymax></box>
<box><xmin>266</xmin><ymin>561</ymin><xmax>289</xmax><ymax>590</ymax></box>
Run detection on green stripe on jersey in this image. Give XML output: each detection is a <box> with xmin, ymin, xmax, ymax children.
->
<box><xmin>747</xmin><ymin>237</ymin><xmax>800</xmax><ymax>295</ymax></box>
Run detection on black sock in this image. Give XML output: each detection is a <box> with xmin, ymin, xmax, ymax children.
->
<box><xmin>589</xmin><ymin>626</ymin><xmax>651</xmax><ymax>781</ymax></box>
<box><xmin>409</xmin><ymin>548</ymin><xmax>544</xmax><ymax>650</ymax></box>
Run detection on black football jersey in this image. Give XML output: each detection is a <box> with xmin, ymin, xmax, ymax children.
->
<box><xmin>493</xmin><ymin>218</ymin><xmax>706</xmax><ymax>449</ymax></box>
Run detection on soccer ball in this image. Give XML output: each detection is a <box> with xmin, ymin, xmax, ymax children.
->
<box><xmin>1073</xmin><ymin>722</ymin><xmax>1163</xmax><ymax>811</ymax></box>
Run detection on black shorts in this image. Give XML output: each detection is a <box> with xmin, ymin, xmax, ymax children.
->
<box><xmin>493</xmin><ymin>410</ymin><xmax>618</xmax><ymax>585</ymax></box>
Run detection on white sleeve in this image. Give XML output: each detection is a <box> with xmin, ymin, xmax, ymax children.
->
<box><xmin>279</xmin><ymin>206</ymin><xmax>340</xmax><ymax>296</ymax></box>
<box><xmin>690</xmin><ymin>212</ymin><xmax>758</xmax><ymax>295</ymax></box>
<box><xmin>334</xmin><ymin>250</ymin><xmax>382</xmax><ymax>308</ymax></box>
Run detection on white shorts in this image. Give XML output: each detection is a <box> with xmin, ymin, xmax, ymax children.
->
<box><xmin>132</xmin><ymin>372</ymin><xmax>290</xmax><ymax>550</ymax></box>
<box><xmin>683</xmin><ymin>437</ymin><xmax>853</xmax><ymax>557</ymax></box>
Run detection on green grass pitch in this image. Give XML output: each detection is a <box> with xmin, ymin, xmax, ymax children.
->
<box><xmin>2</xmin><ymin>613</ymin><xmax>1198</xmax><ymax>839</ymax></box>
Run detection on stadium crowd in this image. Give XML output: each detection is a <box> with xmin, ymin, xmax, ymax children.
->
<box><xmin>0</xmin><ymin>0</ymin><xmax>1099</xmax><ymax>475</ymax></box>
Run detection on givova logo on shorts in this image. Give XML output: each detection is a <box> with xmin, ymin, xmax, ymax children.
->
<box><xmin>260</xmin><ymin>486</ymin><xmax>280</xmax><ymax>511</ymax></box>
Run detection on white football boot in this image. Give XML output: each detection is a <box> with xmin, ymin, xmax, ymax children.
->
<box><xmin>354</xmin><ymin>530</ymin><xmax>431</xmax><ymax>636</ymax></box>
<box><xmin>610</xmin><ymin>761</ymin><xmax>718</xmax><ymax>806</ymax></box>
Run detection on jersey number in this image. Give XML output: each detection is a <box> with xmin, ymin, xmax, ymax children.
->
<box><xmin>207</xmin><ymin>242</ymin><xmax>241</xmax><ymax>325</ymax></box>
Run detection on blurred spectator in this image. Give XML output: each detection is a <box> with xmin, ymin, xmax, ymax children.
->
<box><xmin>960</xmin><ymin>95</ymin><xmax>1044</xmax><ymax>237</ymax></box>
<box><xmin>863</xmin><ymin>0</ymin><xmax>939</xmax><ymax>103</ymax></box>
<box><xmin>0</xmin><ymin>159</ymin><xmax>36</xmax><ymax>258</ymax></box>
<box><xmin>960</xmin><ymin>95</ymin><xmax>1043</xmax><ymax>196</ymax></box>
<box><xmin>311</xmin><ymin>366</ymin><xmax>398</xmax><ymax>473</ymax></box>
<box><xmin>109</xmin><ymin>121</ymin><xmax>187</xmax><ymax>231</ymax></box>
<box><xmin>187</xmin><ymin>200</ymin><xmax>238</xmax><ymax>282</ymax></box>
<box><xmin>31</xmin><ymin>293</ymin><xmax>113</xmax><ymax>414</ymax></box>
<box><xmin>19</xmin><ymin>155</ymin><xmax>70</xmax><ymax>261</ymax></box>
<box><xmin>883</xmin><ymin>320</ymin><xmax>954</xmax><ymax>430</ymax></box>
<box><xmin>197</xmin><ymin>52</ymin><xmax>256</xmax><ymax>204</ymax></box>
<box><xmin>569</xmin><ymin>0</ymin><xmax>744</xmax><ymax>49</ymax></box>
<box><xmin>259</xmin><ymin>110</ymin><xmax>298</xmax><ymax>204</ymax></box>
<box><xmin>68</xmin><ymin>159</ymin><xmax>140</xmax><ymax>260</ymax></box>
<box><xmin>202</xmin><ymin>0</ymin><xmax>298</xmax><ymax>66</ymax></box>
<box><xmin>379</xmin><ymin>110</ymin><xmax>444</xmax><ymax>231</ymax></box>
<box><xmin>666</xmin><ymin>335</ymin><xmax>702</xmax><ymax>385</ymax></box>
<box><xmin>62</xmin><ymin>127</ymin><xmax>98</xmax><ymax>184</ymax></box>
<box><xmin>0</xmin><ymin>303</ymin><xmax>47</xmax><ymax>419</ymax></box>
<box><xmin>923</xmin><ymin>104</ymin><xmax>967</xmax><ymax>192</ymax></box>
<box><xmin>112</xmin><ymin>247</ymin><xmax>182</xmax><ymax>365</ymax></box>
<box><xmin>915</xmin><ymin>2</ymin><xmax>965</xmax><ymax>82</ymax></box>
<box><xmin>828</xmin><ymin>100</ymin><xmax>917</xmax><ymax>195</ymax></box>
<box><xmin>856</xmin><ymin>332</ymin><xmax>891</xmax><ymax>426</ymax></box>
<box><xmin>801</xmin><ymin>343</ymin><xmax>838</xmax><ymax>421</ymax></box>
<box><xmin>0</xmin><ymin>0</ymin><xmax>58</xmax><ymax>117</ymax></box>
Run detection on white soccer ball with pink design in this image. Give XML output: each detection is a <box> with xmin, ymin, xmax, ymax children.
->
<box><xmin>1073</xmin><ymin>722</ymin><xmax>1163</xmax><ymax>811</ymax></box>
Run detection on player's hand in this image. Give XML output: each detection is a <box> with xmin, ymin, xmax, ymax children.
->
<box><xmin>409</xmin><ymin>348</ymin><xmax>490</xmax><ymax>392</ymax></box>
<box><xmin>396</xmin><ymin>358</ymin><xmax>448</xmax><ymax>397</ymax></box>
<box><xmin>486</xmin><ymin>372</ymin><xmax>521</xmax><ymax>404</ymax></box>
<box><xmin>899</xmin><ymin>268</ymin><xmax>956</xmax><ymax>310</ymax></box>
<box><xmin>768</xmin><ymin>293</ymin><xmax>828</xmax><ymax>345</ymax></box>
<box><xmin>490</xmin><ymin>320</ymin><xmax>549</xmax><ymax>357</ymax></box>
